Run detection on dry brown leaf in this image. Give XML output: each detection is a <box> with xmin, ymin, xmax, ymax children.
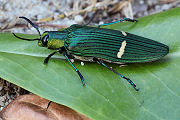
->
<box><xmin>0</xmin><ymin>94</ymin><xmax>90</xmax><ymax>120</ymax></box>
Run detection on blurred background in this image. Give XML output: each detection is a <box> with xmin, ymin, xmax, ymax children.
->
<box><xmin>0</xmin><ymin>0</ymin><xmax>180</xmax><ymax>110</ymax></box>
<box><xmin>1</xmin><ymin>0</ymin><xmax>180</xmax><ymax>34</ymax></box>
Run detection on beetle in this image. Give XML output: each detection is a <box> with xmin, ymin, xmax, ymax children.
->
<box><xmin>13</xmin><ymin>17</ymin><xmax>169</xmax><ymax>91</ymax></box>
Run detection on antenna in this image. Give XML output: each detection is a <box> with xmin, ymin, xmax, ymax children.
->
<box><xmin>13</xmin><ymin>16</ymin><xmax>41</xmax><ymax>41</ymax></box>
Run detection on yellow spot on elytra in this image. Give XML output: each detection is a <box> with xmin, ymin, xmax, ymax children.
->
<box><xmin>117</xmin><ymin>41</ymin><xmax>126</xmax><ymax>58</ymax></box>
<box><xmin>121</xmin><ymin>31</ymin><xmax>127</xmax><ymax>36</ymax></box>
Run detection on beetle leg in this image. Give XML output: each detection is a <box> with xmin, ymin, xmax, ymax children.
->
<box><xmin>93</xmin><ymin>58</ymin><xmax>139</xmax><ymax>91</ymax></box>
<box><xmin>44</xmin><ymin>51</ymin><xmax>58</xmax><ymax>64</ymax></box>
<box><xmin>64</xmin><ymin>53</ymin><xmax>85</xmax><ymax>86</ymax></box>
<box><xmin>44</xmin><ymin>47</ymin><xmax>64</xmax><ymax>64</ymax></box>
<box><xmin>98</xmin><ymin>18</ymin><xmax>138</xmax><ymax>28</ymax></box>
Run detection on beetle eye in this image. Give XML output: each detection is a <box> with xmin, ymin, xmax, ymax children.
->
<box><xmin>42</xmin><ymin>35</ymin><xmax>49</xmax><ymax>46</ymax></box>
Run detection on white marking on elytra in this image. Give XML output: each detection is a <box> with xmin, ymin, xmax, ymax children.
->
<box><xmin>121</xmin><ymin>31</ymin><xmax>127</xmax><ymax>36</ymax></box>
<box><xmin>81</xmin><ymin>62</ymin><xmax>84</xmax><ymax>66</ymax></box>
<box><xmin>117</xmin><ymin>41</ymin><xmax>126</xmax><ymax>58</ymax></box>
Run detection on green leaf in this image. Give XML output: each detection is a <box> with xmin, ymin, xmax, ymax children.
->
<box><xmin>0</xmin><ymin>7</ymin><xmax>180</xmax><ymax>120</ymax></box>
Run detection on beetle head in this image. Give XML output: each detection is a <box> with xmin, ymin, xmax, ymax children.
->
<box><xmin>38</xmin><ymin>32</ymin><xmax>49</xmax><ymax>47</ymax></box>
<box><xmin>13</xmin><ymin>17</ymin><xmax>65</xmax><ymax>50</ymax></box>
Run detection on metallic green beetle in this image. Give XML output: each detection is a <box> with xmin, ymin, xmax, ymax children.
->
<box><xmin>13</xmin><ymin>17</ymin><xmax>169</xmax><ymax>91</ymax></box>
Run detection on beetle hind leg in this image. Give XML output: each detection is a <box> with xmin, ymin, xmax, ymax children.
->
<box><xmin>93</xmin><ymin>58</ymin><xmax>139</xmax><ymax>91</ymax></box>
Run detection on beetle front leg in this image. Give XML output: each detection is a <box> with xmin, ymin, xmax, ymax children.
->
<box><xmin>93</xmin><ymin>58</ymin><xmax>139</xmax><ymax>91</ymax></box>
<box><xmin>44</xmin><ymin>47</ymin><xmax>64</xmax><ymax>64</ymax></box>
<box><xmin>44</xmin><ymin>51</ymin><xmax>58</xmax><ymax>64</ymax></box>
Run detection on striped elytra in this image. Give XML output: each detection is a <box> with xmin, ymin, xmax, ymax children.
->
<box><xmin>64</xmin><ymin>24</ymin><xmax>169</xmax><ymax>63</ymax></box>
